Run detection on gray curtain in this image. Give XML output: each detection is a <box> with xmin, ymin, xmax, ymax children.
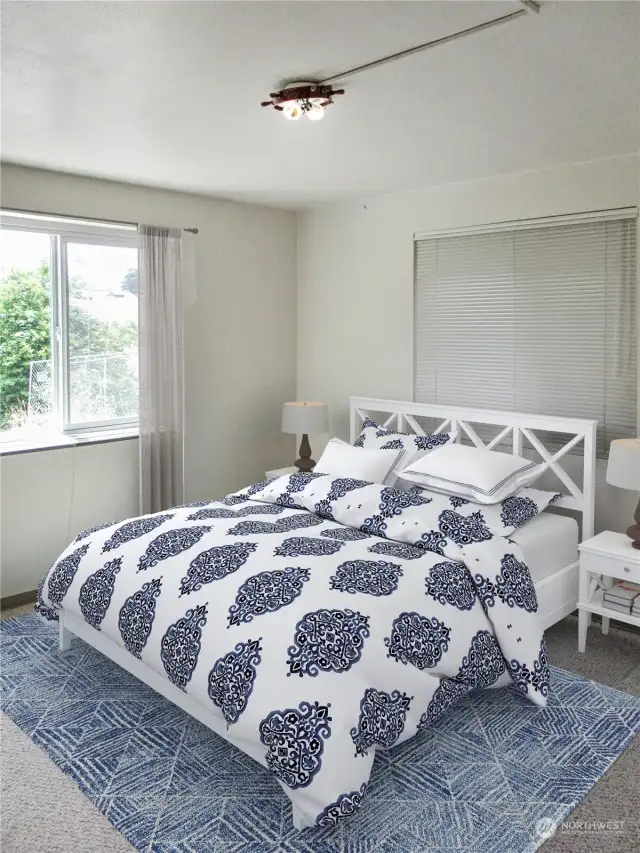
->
<box><xmin>138</xmin><ymin>225</ymin><xmax>185</xmax><ymax>513</ymax></box>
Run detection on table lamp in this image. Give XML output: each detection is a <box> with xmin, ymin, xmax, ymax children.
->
<box><xmin>606</xmin><ymin>438</ymin><xmax>640</xmax><ymax>548</ymax></box>
<box><xmin>281</xmin><ymin>402</ymin><xmax>329</xmax><ymax>472</ymax></box>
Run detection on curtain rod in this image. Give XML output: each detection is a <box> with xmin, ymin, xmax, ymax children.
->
<box><xmin>1</xmin><ymin>207</ymin><xmax>199</xmax><ymax>234</ymax></box>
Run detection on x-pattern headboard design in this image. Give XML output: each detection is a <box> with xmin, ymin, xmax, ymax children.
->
<box><xmin>349</xmin><ymin>397</ymin><xmax>597</xmax><ymax>540</ymax></box>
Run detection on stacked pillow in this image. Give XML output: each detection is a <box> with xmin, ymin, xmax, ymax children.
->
<box><xmin>314</xmin><ymin>419</ymin><xmax>554</xmax><ymax>521</ymax></box>
<box><xmin>351</xmin><ymin>417</ymin><xmax>457</xmax><ymax>486</ymax></box>
<box><xmin>399</xmin><ymin>441</ymin><xmax>562</xmax><ymax>536</ymax></box>
<box><xmin>314</xmin><ymin>437</ymin><xmax>405</xmax><ymax>485</ymax></box>
<box><xmin>399</xmin><ymin>443</ymin><xmax>542</xmax><ymax>503</ymax></box>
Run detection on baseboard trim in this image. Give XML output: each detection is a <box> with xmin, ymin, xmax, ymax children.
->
<box><xmin>1</xmin><ymin>590</ymin><xmax>37</xmax><ymax>610</ymax></box>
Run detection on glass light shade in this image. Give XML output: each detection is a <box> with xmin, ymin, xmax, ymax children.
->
<box><xmin>283</xmin><ymin>102</ymin><xmax>302</xmax><ymax>120</ymax></box>
<box><xmin>307</xmin><ymin>104</ymin><xmax>325</xmax><ymax>121</ymax></box>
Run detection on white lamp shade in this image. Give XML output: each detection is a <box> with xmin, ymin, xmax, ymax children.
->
<box><xmin>606</xmin><ymin>439</ymin><xmax>640</xmax><ymax>490</ymax></box>
<box><xmin>281</xmin><ymin>401</ymin><xmax>328</xmax><ymax>435</ymax></box>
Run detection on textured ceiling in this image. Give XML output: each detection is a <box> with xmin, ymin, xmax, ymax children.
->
<box><xmin>1</xmin><ymin>1</ymin><xmax>638</xmax><ymax>209</ymax></box>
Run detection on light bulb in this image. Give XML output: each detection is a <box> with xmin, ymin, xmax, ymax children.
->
<box><xmin>307</xmin><ymin>104</ymin><xmax>325</xmax><ymax>121</ymax></box>
<box><xmin>283</xmin><ymin>101</ymin><xmax>302</xmax><ymax>120</ymax></box>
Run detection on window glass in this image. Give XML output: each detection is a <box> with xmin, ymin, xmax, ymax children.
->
<box><xmin>66</xmin><ymin>242</ymin><xmax>139</xmax><ymax>425</ymax></box>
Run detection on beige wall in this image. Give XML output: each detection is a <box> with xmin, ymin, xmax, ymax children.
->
<box><xmin>1</xmin><ymin>164</ymin><xmax>297</xmax><ymax>596</ymax></box>
<box><xmin>297</xmin><ymin>154</ymin><xmax>640</xmax><ymax>534</ymax></box>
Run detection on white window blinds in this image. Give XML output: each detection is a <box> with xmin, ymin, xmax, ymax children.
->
<box><xmin>414</xmin><ymin>212</ymin><xmax>637</xmax><ymax>455</ymax></box>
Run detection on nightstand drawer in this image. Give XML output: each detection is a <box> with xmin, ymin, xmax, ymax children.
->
<box><xmin>580</xmin><ymin>550</ymin><xmax>640</xmax><ymax>585</ymax></box>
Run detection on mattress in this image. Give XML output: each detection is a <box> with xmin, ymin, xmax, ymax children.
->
<box><xmin>511</xmin><ymin>512</ymin><xmax>578</xmax><ymax>584</ymax></box>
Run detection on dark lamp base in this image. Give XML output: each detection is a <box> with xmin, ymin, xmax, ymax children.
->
<box><xmin>626</xmin><ymin>498</ymin><xmax>640</xmax><ymax>549</ymax></box>
<box><xmin>294</xmin><ymin>433</ymin><xmax>315</xmax><ymax>473</ymax></box>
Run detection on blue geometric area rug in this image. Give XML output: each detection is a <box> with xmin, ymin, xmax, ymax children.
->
<box><xmin>2</xmin><ymin>614</ymin><xmax>639</xmax><ymax>853</ymax></box>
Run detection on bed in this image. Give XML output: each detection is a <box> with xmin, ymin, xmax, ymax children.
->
<box><xmin>37</xmin><ymin>398</ymin><xmax>596</xmax><ymax>831</ymax></box>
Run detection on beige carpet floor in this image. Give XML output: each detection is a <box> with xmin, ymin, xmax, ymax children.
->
<box><xmin>1</xmin><ymin>607</ymin><xmax>638</xmax><ymax>853</ymax></box>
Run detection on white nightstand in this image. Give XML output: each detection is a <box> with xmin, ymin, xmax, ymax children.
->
<box><xmin>265</xmin><ymin>466</ymin><xmax>298</xmax><ymax>481</ymax></box>
<box><xmin>577</xmin><ymin>531</ymin><xmax>640</xmax><ymax>652</ymax></box>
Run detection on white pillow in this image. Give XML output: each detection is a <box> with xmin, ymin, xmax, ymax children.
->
<box><xmin>315</xmin><ymin>438</ymin><xmax>405</xmax><ymax>485</ymax></box>
<box><xmin>399</xmin><ymin>443</ymin><xmax>542</xmax><ymax>504</ymax></box>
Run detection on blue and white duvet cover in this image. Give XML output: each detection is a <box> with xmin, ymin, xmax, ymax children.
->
<box><xmin>37</xmin><ymin>472</ymin><xmax>550</xmax><ymax>827</ymax></box>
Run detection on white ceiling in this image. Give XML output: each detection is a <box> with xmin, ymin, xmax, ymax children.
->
<box><xmin>1</xmin><ymin>1</ymin><xmax>638</xmax><ymax>209</ymax></box>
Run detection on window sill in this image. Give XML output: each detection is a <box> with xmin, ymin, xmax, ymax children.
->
<box><xmin>0</xmin><ymin>428</ymin><xmax>139</xmax><ymax>457</ymax></box>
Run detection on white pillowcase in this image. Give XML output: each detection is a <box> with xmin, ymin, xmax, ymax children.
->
<box><xmin>399</xmin><ymin>443</ymin><xmax>542</xmax><ymax>504</ymax></box>
<box><xmin>314</xmin><ymin>438</ymin><xmax>405</xmax><ymax>485</ymax></box>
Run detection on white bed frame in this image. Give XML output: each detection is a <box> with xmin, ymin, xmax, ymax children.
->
<box><xmin>350</xmin><ymin>396</ymin><xmax>597</xmax><ymax>631</ymax></box>
<box><xmin>56</xmin><ymin>396</ymin><xmax>597</xmax><ymax>832</ymax></box>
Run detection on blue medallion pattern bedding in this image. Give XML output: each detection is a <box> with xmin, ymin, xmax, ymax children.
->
<box><xmin>36</xmin><ymin>472</ymin><xmax>550</xmax><ymax>828</ymax></box>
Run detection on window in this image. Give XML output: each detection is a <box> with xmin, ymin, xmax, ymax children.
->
<box><xmin>0</xmin><ymin>213</ymin><xmax>139</xmax><ymax>445</ymax></box>
<box><xmin>414</xmin><ymin>210</ymin><xmax>637</xmax><ymax>456</ymax></box>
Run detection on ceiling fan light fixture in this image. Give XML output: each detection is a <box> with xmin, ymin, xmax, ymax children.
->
<box><xmin>261</xmin><ymin>82</ymin><xmax>344</xmax><ymax>120</ymax></box>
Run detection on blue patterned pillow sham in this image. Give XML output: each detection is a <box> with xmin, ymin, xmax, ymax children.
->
<box><xmin>407</xmin><ymin>485</ymin><xmax>562</xmax><ymax>536</ymax></box>
<box><xmin>352</xmin><ymin>419</ymin><xmax>457</xmax><ymax>487</ymax></box>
